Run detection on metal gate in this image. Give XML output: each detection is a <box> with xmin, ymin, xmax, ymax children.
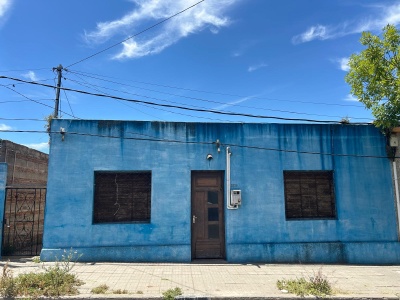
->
<box><xmin>2</xmin><ymin>187</ymin><xmax>46</xmax><ymax>256</ymax></box>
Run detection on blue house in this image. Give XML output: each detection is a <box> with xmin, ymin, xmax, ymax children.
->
<box><xmin>41</xmin><ymin>119</ymin><xmax>400</xmax><ymax>264</ymax></box>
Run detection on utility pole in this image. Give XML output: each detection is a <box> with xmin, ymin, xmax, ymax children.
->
<box><xmin>53</xmin><ymin>64</ymin><xmax>63</xmax><ymax>118</ymax></box>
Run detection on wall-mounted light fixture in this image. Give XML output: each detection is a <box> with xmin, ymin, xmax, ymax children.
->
<box><xmin>215</xmin><ymin>139</ymin><xmax>221</xmax><ymax>153</ymax></box>
<box><xmin>206</xmin><ymin>154</ymin><xmax>213</xmax><ymax>160</ymax></box>
<box><xmin>60</xmin><ymin>127</ymin><xmax>65</xmax><ymax>141</ymax></box>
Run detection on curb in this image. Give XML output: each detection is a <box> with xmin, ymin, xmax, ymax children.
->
<box><xmin>50</xmin><ymin>296</ymin><xmax>400</xmax><ymax>300</ymax></box>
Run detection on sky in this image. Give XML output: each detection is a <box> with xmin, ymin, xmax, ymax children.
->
<box><xmin>1</xmin><ymin>0</ymin><xmax>400</xmax><ymax>153</ymax></box>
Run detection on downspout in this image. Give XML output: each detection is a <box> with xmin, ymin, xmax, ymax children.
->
<box><xmin>226</xmin><ymin>146</ymin><xmax>237</xmax><ymax>210</ymax></box>
<box><xmin>226</xmin><ymin>147</ymin><xmax>231</xmax><ymax>209</ymax></box>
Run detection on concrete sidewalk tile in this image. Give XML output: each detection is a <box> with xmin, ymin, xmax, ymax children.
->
<box><xmin>1</xmin><ymin>258</ymin><xmax>400</xmax><ymax>299</ymax></box>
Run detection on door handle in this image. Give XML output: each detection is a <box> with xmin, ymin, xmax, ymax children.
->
<box><xmin>192</xmin><ymin>215</ymin><xmax>197</xmax><ymax>224</ymax></box>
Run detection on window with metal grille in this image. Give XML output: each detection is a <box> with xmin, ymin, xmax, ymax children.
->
<box><xmin>93</xmin><ymin>171</ymin><xmax>151</xmax><ymax>223</ymax></box>
<box><xmin>283</xmin><ymin>171</ymin><xmax>336</xmax><ymax>220</ymax></box>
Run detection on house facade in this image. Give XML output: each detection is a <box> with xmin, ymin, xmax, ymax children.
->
<box><xmin>41</xmin><ymin>119</ymin><xmax>400</xmax><ymax>264</ymax></box>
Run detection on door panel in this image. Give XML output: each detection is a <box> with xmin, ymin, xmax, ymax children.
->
<box><xmin>191</xmin><ymin>171</ymin><xmax>225</xmax><ymax>259</ymax></box>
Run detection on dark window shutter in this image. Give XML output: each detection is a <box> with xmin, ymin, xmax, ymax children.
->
<box><xmin>284</xmin><ymin>171</ymin><xmax>335</xmax><ymax>220</ymax></box>
<box><xmin>93</xmin><ymin>172</ymin><xmax>151</xmax><ymax>223</ymax></box>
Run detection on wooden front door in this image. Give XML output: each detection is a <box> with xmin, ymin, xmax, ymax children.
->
<box><xmin>191</xmin><ymin>171</ymin><xmax>225</xmax><ymax>259</ymax></box>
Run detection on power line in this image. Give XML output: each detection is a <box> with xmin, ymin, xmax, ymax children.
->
<box><xmin>0</xmin><ymin>76</ymin><xmax>370</xmax><ymax>124</ymax></box>
<box><xmin>0</xmin><ymin>128</ymin><xmax>394</xmax><ymax>159</ymax></box>
<box><xmin>61</xmin><ymin>83</ymin><xmax>75</xmax><ymax>118</ymax></box>
<box><xmin>66</xmin><ymin>0</ymin><xmax>205</xmax><ymax>68</ymax></box>
<box><xmin>66</xmin><ymin>75</ymin><xmax>234</xmax><ymax>121</ymax></box>
<box><xmin>0</xmin><ymin>67</ymin><xmax>50</xmax><ymax>72</ymax></box>
<box><xmin>65</xmin><ymin>74</ymin><xmax>373</xmax><ymax>121</ymax></box>
<box><xmin>0</xmin><ymin>82</ymin><xmax>77</xmax><ymax>119</ymax></box>
<box><xmin>0</xmin><ymin>118</ymin><xmax>45</xmax><ymax>121</ymax></box>
<box><xmin>68</xmin><ymin>72</ymin><xmax>163</xmax><ymax>121</ymax></box>
<box><xmin>68</xmin><ymin>73</ymin><xmax>236</xmax><ymax>122</ymax></box>
<box><xmin>68</xmin><ymin>69</ymin><xmax>365</xmax><ymax>108</ymax></box>
<box><xmin>0</xmin><ymin>99</ymin><xmax>54</xmax><ymax>103</ymax></box>
<box><xmin>0</xmin><ymin>84</ymin><xmax>55</xmax><ymax>111</ymax></box>
<box><xmin>1</xmin><ymin>78</ymin><xmax>57</xmax><ymax>87</ymax></box>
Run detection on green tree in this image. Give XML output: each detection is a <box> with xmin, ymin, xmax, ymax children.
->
<box><xmin>345</xmin><ymin>24</ymin><xmax>400</xmax><ymax>131</ymax></box>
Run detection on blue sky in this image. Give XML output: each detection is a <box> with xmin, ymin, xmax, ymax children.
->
<box><xmin>1</xmin><ymin>0</ymin><xmax>400</xmax><ymax>153</ymax></box>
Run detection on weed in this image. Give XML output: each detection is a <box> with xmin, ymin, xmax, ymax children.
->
<box><xmin>44</xmin><ymin>114</ymin><xmax>53</xmax><ymax>133</ymax></box>
<box><xmin>91</xmin><ymin>284</ymin><xmax>109</xmax><ymax>294</ymax></box>
<box><xmin>162</xmin><ymin>287</ymin><xmax>182</xmax><ymax>300</ymax></box>
<box><xmin>0</xmin><ymin>250</ymin><xmax>84</xmax><ymax>298</ymax></box>
<box><xmin>113</xmin><ymin>288</ymin><xmax>128</xmax><ymax>294</ymax></box>
<box><xmin>52</xmin><ymin>248</ymin><xmax>82</xmax><ymax>273</ymax></box>
<box><xmin>32</xmin><ymin>256</ymin><xmax>41</xmax><ymax>264</ymax></box>
<box><xmin>308</xmin><ymin>268</ymin><xmax>332</xmax><ymax>296</ymax></box>
<box><xmin>137</xmin><ymin>290</ymin><xmax>144</xmax><ymax>294</ymax></box>
<box><xmin>340</xmin><ymin>116</ymin><xmax>350</xmax><ymax>124</ymax></box>
<box><xmin>277</xmin><ymin>268</ymin><xmax>332</xmax><ymax>298</ymax></box>
<box><xmin>0</xmin><ymin>261</ymin><xmax>17</xmax><ymax>298</ymax></box>
<box><xmin>17</xmin><ymin>266</ymin><xmax>83</xmax><ymax>297</ymax></box>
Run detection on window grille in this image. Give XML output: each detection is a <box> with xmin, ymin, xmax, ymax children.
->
<box><xmin>93</xmin><ymin>171</ymin><xmax>151</xmax><ymax>223</ymax></box>
<box><xmin>283</xmin><ymin>171</ymin><xmax>336</xmax><ymax>219</ymax></box>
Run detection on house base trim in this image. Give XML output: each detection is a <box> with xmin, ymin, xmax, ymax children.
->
<box><xmin>40</xmin><ymin>245</ymin><xmax>191</xmax><ymax>262</ymax></box>
<box><xmin>41</xmin><ymin>242</ymin><xmax>400</xmax><ymax>264</ymax></box>
<box><xmin>227</xmin><ymin>242</ymin><xmax>400</xmax><ymax>264</ymax></box>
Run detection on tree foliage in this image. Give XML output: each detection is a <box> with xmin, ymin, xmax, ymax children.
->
<box><xmin>345</xmin><ymin>24</ymin><xmax>400</xmax><ymax>131</ymax></box>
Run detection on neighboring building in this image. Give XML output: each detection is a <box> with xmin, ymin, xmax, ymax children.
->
<box><xmin>0</xmin><ymin>139</ymin><xmax>48</xmax><ymax>187</ymax></box>
<box><xmin>41</xmin><ymin>120</ymin><xmax>400</xmax><ymax>264</ymax></box>
<box><xmin>0</xmin><ymin>139</ymin><xmax>48</xmax><ymax>256</ymax></box>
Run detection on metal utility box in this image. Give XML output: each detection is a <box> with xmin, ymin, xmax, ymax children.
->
<box><xmin>231</xmin><ymin>190</ymin><xmax>242</xmax><ymax>206</ymax></box>
<box><xmin>390</xmin><ymin>135</ymin><xmax>399</xmax><ymax>147</ymax></box>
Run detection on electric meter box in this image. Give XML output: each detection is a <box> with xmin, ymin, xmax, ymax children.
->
<box><xmin>231</xmin><ymin>190</ymin><xmax>242</xmax><ymax>206</ymax></box>
<box><xmin>390</xmin><ymin>135</ymin><xmax>399</xmax><ymax>147</ymax></box>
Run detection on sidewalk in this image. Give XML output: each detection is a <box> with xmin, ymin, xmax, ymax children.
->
<box><xmin>2</xmin><ymin>258</ymin><xmax>400</xmax><ymax>299</ymax></box>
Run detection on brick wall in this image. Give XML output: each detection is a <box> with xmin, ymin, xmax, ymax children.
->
<box><xmin>0</xmin><ymin>140</ymin><xmax>48</xmax><ymax>187</ymax></box>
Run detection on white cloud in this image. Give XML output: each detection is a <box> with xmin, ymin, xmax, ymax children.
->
<box><xmin>213</xmin><ymin>95</ymin><xmax>254</xmax><ymax>110</ymax></box>
<box><xmin>231</xmin><ymin>39</ymin><xmax>261</xmax><ymax>57</ymax></box>
<box><xmin>344</xmin><ymin>94</ymin><xmax>358</xmax><ymax>102</ymax></box>
<box><xmin>0</xmin><ymin>0</ymin><xmax>11</xmax><ymax>18</ymax></box>
<box><xmin>0</xmin><ymin>123</ymin><xmax>11</xmax><ymax>130</ymax></box>
<box><xmin>23</xmin><ymin>142</ymin><xmax>49</xmax><ymax>152</ymax></box>
<box><xmin>292</xmin><ymin>25</ymin><xmax>329</xmax><ymax>44</ymax></box>
<box><xmin>338</xmin><ymin>57</ymin><xmax>350</xmax><ymax>72</ymax></box>
<box><xmin>84</xmin><ymin>0</ymin><xmax>239</xmax><ymax>59</ymax></box>
<box><xmin>232</xmin><ymin>51</ymin><xmax>241</xmax><ymax>57</ymax></box>
<box><xmin>22</xmin><ymin>71</ymin><xmax>39</xmax><ymax>81</ymax></box>
<box><xmin>293</xmin><ymin>3</ymin><xmax>400</xmax><ymax>44</ymax></box>
<box><xmin>248</xmin><ymin>63</ymin><xmax>268</xmax><ymax>72</ymax></box>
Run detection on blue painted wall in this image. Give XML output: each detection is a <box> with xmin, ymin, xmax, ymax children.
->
<box><xmin>0</xmin><ymin>163</ymin><xmax>7</xmax><ymax>259</ymax></box>
<box><xmin>41</xmin><ymin>120</ymin><xmax>400</xmax><ymax>263</ymax></box>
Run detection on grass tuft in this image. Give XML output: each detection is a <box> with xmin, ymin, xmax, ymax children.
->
<box><xmin>113</xmin><ymin>288</ymin><xmax>128</xmax><ymax>294</ymax></box>
<box><xmin>0</xmin><ymin>261</ymin><xmax>16</xmax><ymax>298</ymax></box>
<box><xmin>91</xmin><ymin>284</ymin><xmax>109</xmax><ymax>294</ymax></box>
<box><xmin>0</xmin><ymin>250</ymin><xmax>84</xmax><ymax>299</ymax></box>
<box><xmin>162</xmin><ymin>287</ymin><xmax>182</xmax><ymax>300</ymax></box>
<box><xmin>32</xmin><ymin>256</ymin><xmax>41</xmax><ymax>263</ymax></box>
<box><xmin>277</xmin><ymin>268</ymin><xmax>332</xmax><ymax>298</ymax></box>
